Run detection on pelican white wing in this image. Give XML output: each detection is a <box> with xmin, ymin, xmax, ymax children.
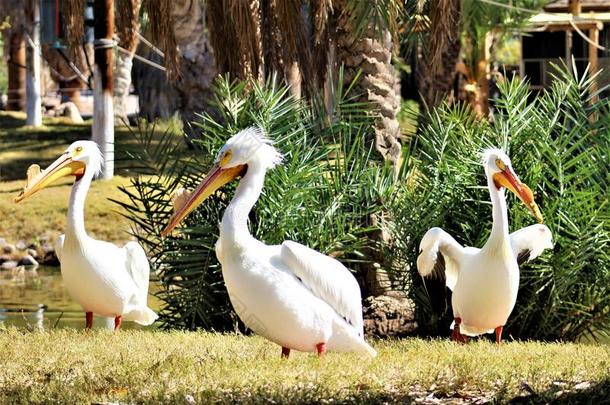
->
<box><xmin>160</xmin><ymin>127</ymin><xmax>375</xmax><ymax>357</ymax></box>
<box><xmin>124</xmin><ymin>241</ymin><xmax>151</xmax><ymax>304</ymax></box>
<box><xmin>510</xmin><ymin>224</ymin><xmax>553</xmax><ymax>265</ymax></box>
<box><xmin>280</xmin><ymin>241</ymin><xmax>364</xmax><ymax>336</ymax></box>
<box><xmin>417</xmin><ymin>227</ymin><xmax>470</xmax><ymax>291</ymax></box>
<box><xmin>54</xmin><ymin>234</ymin><xmax>65</xmax><ymax>262</ymax></box>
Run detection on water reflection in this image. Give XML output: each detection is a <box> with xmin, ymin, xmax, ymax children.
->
<box><xmin>0</xmin><ymin>265</ymin><xmax>161</xmax><ymax>330</ymax></box>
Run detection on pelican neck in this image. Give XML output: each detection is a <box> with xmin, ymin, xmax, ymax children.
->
<box><xmin>66</xmin><ymin>171</ymin><xmax>94</xmax><ymax>241</ymax></box>
<box><xmin>484</xmin><ymin>172</ymin><xmax>510</xmax><ymax>251</ymax></box>
<box><xmin>219</xmin><ymin>161</ymin><xmax>266</xmax><ymax>245</ymax></box>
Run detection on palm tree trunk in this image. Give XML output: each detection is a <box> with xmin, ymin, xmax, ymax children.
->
<box><xmin>114</xmin><ymin>0</ymin><xmax>141</xmax><ymax>125</ymax></box>
<box><xmin>335</xmin><ymin>8</ymin><xmax>401</xmax><ymax>169</ymax></box>
<box><xmin>416</xmin><ymin>0</ymin><xmax>462</xmax><ymax>108</ymax></box>
<box><xmin>333</xmin><ymin>2</ymin><xmax>403</xmax><ymax>301</ymax></box>
<box><xmin>113</xmin><ymin>50</ymin><xmax>134</xmax><ymax>124</ymax></box>
<box><xmin>473</xmin><ymin>32</ymin><xmax>493</xmax><ymax>118</ymax></box>
<box><xmin>132</xmin><ymin>51</ymin><xmax>178</xmax><ymax>120</ymax></box>
<box><xmin>171</xmin><ymin>0</ymin><xmax>217</xmax><ymax>138</ymax></box>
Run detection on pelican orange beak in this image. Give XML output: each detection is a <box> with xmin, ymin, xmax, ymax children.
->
<box><xmin>493</xmin><ymin>168</ymin><xmax>544</xmax><ymax>223</ymax></box>
<box><xmin>15</xmin><ymin>153</ymin><xmax>86</xmax><ymax>203</ymax></box>
<box><xmin>161</xmin><ymin>163</ymin><xmax>246</xmax><ymax>237</ymax></box>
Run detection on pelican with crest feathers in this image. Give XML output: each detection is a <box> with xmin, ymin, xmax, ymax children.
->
<box><xmin>162</xmin><ymin>127</ymin><xmax>376</xmax><ymax>358</ymax></box>
<box><xmin>15</xmin><ymin>141</ymin><xmax>158</xmax><ymax>330</ymax></box>
<box><xmin>417</xmin><ymin>148</ymin><xmax>553</xmax><ymax>343</ymax></box>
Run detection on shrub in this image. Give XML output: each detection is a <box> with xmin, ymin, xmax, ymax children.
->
<box><xmin>387</xmin><ymin>64</ymin><xmax>610</xmax><ymax>341</ymax></box>
<box><xmin>114</xmin><ymin>74</ymin><xmax>399</xmax><ymax>330</ymax></box>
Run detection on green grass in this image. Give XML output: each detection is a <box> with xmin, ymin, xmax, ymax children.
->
<box><xmin>0</xmin><ymin>111</ymin><xmax>180</xmax><ymax>181</ymax></box>
<box><xmin>0</xmin><ymin>111</ymin><xmax>182</xmax><ymax>244</ymax></box>
<box><xmin>0</xmin><ymin>329</ymin><xmax>607</xmax><ymax>404</ymax></box>
<box><xmin>0</xmin><ymin>176</ymin><xmax>135</xmax><ymax>244</ymax></box>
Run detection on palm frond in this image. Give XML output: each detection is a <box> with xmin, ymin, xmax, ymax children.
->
<box><xmin>387</xmin><ymin>64</ymin><xmax>610</xmax><ymax>341</ymax></box>
<box><xmin>115</xmin><ymin>0</ymin><xmax>141</xmax><ymax>52</ymax></box>
<box><xmin>116</xmin><ymin>74</ymin><xmax>402</xmax><ymax>329</ymax></box>
<box><xmin>63</xmin><ymin>0</ymin><xmax>84</xmax><ymax>58</ymax></box>
<box><xmin>341</xmin><ymin>0</ymin><xmax>404</xmax><ymax>43</ymax></box>
<box><xmin>143</xmin><ymin>0</ymin><xmax>180</xmax><ymax>80</ymax></box>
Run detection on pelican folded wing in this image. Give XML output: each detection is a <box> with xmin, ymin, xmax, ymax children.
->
<box><xmin>280</xmin><ymin>241</ymin><xmax>364</xmax><ymax>336</ymax></box>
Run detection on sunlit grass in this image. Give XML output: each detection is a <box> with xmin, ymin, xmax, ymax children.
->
<box><xmin>0</xmin><ymin>177</ymin><xmax>134</xmax><ymax>244</ymax></box>
<box><xmin>0</xmin><ymin>329</ymin><xmax>607</xmax><ymax>403</ymax></box>
<box><xmin>0</xmin><ymin>111</ymin><xmax>181</xmax><ymax>244</ymax></box>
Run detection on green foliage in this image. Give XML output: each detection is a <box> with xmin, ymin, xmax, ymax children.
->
<box><xmin>342</xmin><ymin>0</ymin><xmax>405</xmax><ymax>42</ymax></box>
<box><xmin>0</xmin><ymin>37</ymin><xmax>6</xmax><ymax>93</ymax></box>
<box><xmin>115</xmin><ymin>74</ymin><xmax>399</xmax><ymax>330</ymax></box>
<box><xmin>461</xmin><ymin>0</ymin><xmax>547</xmax><ymax>74</ymax></box>
<box><xmin>493</xmin><ymin>36</ymin><xmax>521</xmax><ymax>66</ymax></box>
<box><xmin>388</xmin><ymin>64</ymin><xmax>610</xmax><ymax>341</ymax></box>
<box><xmin>397</xmin><ymin>99</ymin><xmax>420</xmax><ymax>139</ymax></box>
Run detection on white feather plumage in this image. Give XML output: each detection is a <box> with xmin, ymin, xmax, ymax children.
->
<box><xmin>417</xmin><ymin>149</ymin><xmax>553</xmax><ymax>338</ymax></box>
<box><xmin>206</xmin><ymin>128</ymin><xmax>375</xmax><ymax>356</ymax></box>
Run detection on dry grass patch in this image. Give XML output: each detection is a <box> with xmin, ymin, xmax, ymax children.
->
<box><xmin>0</xmin><ymin>329</ymin><xmax>608</xmax><ymax>404</ymax></box>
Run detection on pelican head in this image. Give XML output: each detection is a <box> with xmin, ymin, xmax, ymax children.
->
<box><xmin>482</xmin><ymin>148</ymin><xmax>543</xmax><ymax>223</ymax></box>
<box><xmin>161</xmin><ymin>127</ymin><xmax>282</xmax><ymax>236</ymax></box>
<box><xmin>15</xmin><ymin>141</ymin><xmax>102</xmax><ymax>203</ymax></box>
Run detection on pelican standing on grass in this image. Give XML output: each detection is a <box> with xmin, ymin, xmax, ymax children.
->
<box><xmin>162</xmin><ymin>127</ymin><xmax>376</xmax><ymax>358</ymax></box>
<box><xmin>417</xmin><ymin>148</ymin><xmax>553</xmax><ymax>344</ymax></box>
<box><xmin>15</xmin><ymin>141</ymin><xmax>158</xmax><ymax>330</ymax></box>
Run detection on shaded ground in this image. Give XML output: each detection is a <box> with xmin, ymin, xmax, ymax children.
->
<box><xmin>0</xmin><ymin>176</ymin><xmax>135</xmax><ymax>245</ymax></box>
<box><xmin>0</xmin><ymin>111</ymin><xmax>180</xmax><ymax>181</ymax></box>
<box><xmin>0</xmin><ymin>111</ymin><xmax>181</xmax><ymax>243</ymax></box>
<box><xmin>0</xmin><ymin>329</ymin><xmax>607</xmax><ymax>404</ymax></box>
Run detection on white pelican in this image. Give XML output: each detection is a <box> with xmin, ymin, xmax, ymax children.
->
<box><xmin>15</xmin><ymin>141</ymin><xmax>158</xmax><ymax>330</ymax></box>
<box><xmin>161</xmin><ymin>128</ymin><xmax>376</xmax><ymax>358</ymax></box>
<box><xmin>417</xmin><ymin>148</ymin><xmax>553</xmax><ymax>344</ymax></box>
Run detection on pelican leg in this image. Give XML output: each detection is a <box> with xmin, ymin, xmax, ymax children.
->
<box><xmin>85</xmin><ymin>312</ymin><xmax>93</xmax><ymax>329</ymax></box>
<box><xmin>114</xmin><ymin>315</ymin><xmax>122</xmax><ymax>331</ymax></box>
<box><xmin>316</xmin><ymin>342</ymin><xmax>327</xmax><ymax>357</ymax></box>
<box><xmin>281</xmin><ymin>347</ymin><xmax>290</xmax><ymax>358</ymax></box>
<box><xmin>451</xmin><ymin>317</ymin><xmax>461</xmax><ymax>341</ymax></box>
<box><xmin>494</xmin><ymin>326</ymin><xmax>503</xmax><ymax>345</ymax></box>
<box><xmin>452</xmin><ymin>317</ymin><xmax>469</xmax><ymax>344</ymax></box>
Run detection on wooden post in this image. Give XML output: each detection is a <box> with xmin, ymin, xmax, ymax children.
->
<box><xmin>7</xmin><ymin>32</ymin><xmax>26</xmax><ymax>111</ymax></box>
<box><xmin>113</xmin><ymin>0</ymin><xmax>141</xmax><ymax>125</ymax></box>
<box><xmin>569</xmin><ymin>0</ymin><xmax>581</xmax><ymax>16</ymax></box>
<box><xmin>474</xmin><ymin>31</ymin><xmax>493</xmax><ymax>118</ymax></box>
<box><xmin>588</xmin><ymin>27</ymin><xmax>599</xmax><ymax>102</ymax></box>
<box><xmin>26</xmin><ymin>0</ymin><xmax>42</xmax><ymax>127</ymax></box>
<box><xmin>92</xmin><ymin>0</ymin><xmax>114</xmax><ymax>179</ymax></box>
<box><xmin>568</xmin><ymin>0</ymin><xmax>580</xmax><ymax>74</ymax></box>
<box><xmin>565</xmin><ymin>30</ymin><xmax>573</xmax><ymax>72</ymax></box>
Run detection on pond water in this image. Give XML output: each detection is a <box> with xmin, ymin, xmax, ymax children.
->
<box><xmin>0</xmin><ymin>265</ymin><xmax>162</xmax><ymax>330</ymax></box>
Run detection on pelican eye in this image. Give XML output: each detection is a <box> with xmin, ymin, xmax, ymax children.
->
<box><xmin>495</xmin><ymin>158</ymin><xmax>506</xmax><ymax>171</ymax></box>
<box><xmin>220</xmin><ymin>150</ymin><xmax>233</xmax><ymax>167</ymax></box>
<box><xmin>74</xmin><ymin>146</ymin><xmax>83</xmax><ymax>154</ymax></box>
